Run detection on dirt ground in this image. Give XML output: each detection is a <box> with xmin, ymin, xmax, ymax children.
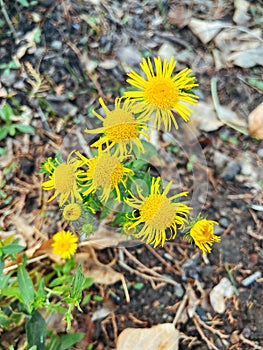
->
<box><xmin>0</xmin><ymin>0</ymin><xmax>263</xmax><ymax>349</ymax></box>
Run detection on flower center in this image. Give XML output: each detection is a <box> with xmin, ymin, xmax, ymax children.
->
<box><xmin>93</xmin><ymin>154</ymin><xmax>123</xmax><ymax>188</ymax></box>
<box><xmin>191</xmin><ymin>221</ymin><xmax>212</xmax><ymax>242</ymax></box>
<box><xmin>63</xmin><ymin>203</ymin><xmax>82</xmax><ymax>221</ymax></box>
<box><xmin>144</xmin><ymin>78</ymin><xmax>179</xmax><ymax>110</ymax></box>
<box><xmin>106</xmin><ymin>123</ymin><xmax>139</xmax><ymax>142</ymax></box>
<box><xmin>54</xmin><ymin>163</ymin><xmax>75</xmax><ymax>193</ymax></box>
<box><xmin>140</xmin><ymin>194</ymin><xmax>175</xmax><ymax>230</ymax></box>
<box><xmin>104</xmin><ymin>109</ymin><xmax>134</xmax><ymax>127</ymax></box>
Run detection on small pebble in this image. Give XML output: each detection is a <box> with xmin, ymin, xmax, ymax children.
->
<box><xmin>241</xmin><ymin>271</ymin><xmax>262</xmax><ymax>287</ymax></box>
<box><xmin>219</xmin><ymin>217</ymin><xmax>229</xmax><ymax>228</ymax></box>
<box><xmin>51</xmin><ymin>40</ymin><xmax>62</xmax><ymax>51</ymax></box>
<box><xmin>221</xmin><ymin>160</ymin><xmax>241</xmax><ymax>181</ymax></box>
<box><xmin>257</xmin><ymin>148</ymin><xmax>263</xmax><ymax>158</ymax></box>
<box><xmin>174</xmin><ymin>283</ymin><xmax>184</xmax><ymax>298</ymax></box>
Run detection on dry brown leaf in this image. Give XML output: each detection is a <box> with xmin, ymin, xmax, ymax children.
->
<box><xmin>248</xmin><ymin>102</ymin><xmax>263</xmax><ymax>139</ymax></box>
<box><xmin>168</xmin><ymin>6</ymin><xmax>192</xmax><ymax>28</ymax></box>
<box><xmin>15</xmin><ymin>28</ymin><xmax>39</xmax><ymax>59</ymax></box>
<box><xmin>116</xmin><ymin>323</ymin><xmax>179</xmax><ymax>350</ymax></box>
<box><xmin>75</xmin><ymin>252</ymin><xmax>123</xmax><ymax>285</ymax></box>
<box><xmin>190</xmin><ymin>101</ymin><xmax>224</xmax><ymax>132</ymax></box>
<box><xmin>83</xmin><ymin>224</ymin><xmax>133</xmax><ymax>250</ymax></box>
<box><xmin>188</xmin><ymin>18</ymin><xmax>225</xmax><ymax>44</ymax></box>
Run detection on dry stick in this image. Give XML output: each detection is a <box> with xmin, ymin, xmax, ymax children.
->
<box><xmin>239</xmin><ymin>334</ymin><xmax>263</xmax><ymax>350</ymax></box>
<box><xmin>172</xmin><ymin>292</ymin><xmax>188</xmax><ymax>326</ymax></box>
<box><xmin>146</xmin><ymin>245</ymin><xmax>180</xmax><ymax>275</ymax></box>
<box><xmin>123</xmin><ymin>247</ymin><xmax>177</xmax><ymax>284</ymax></box>
<box><xmin>193</xmin><ymin>315</ymin><xmax>220</xmax><ymax>350</ymax></box>
<box><xmin>0</xmin><ymin>0</ymin><xmax>17</xmax><ymax>38</ymax></box>
<box><xmin>194</xmin><ymin>313</ymin><xmax>229</xmax><ymax>339</ymax></box>
<box><xmin>3</xmin><ymin>254</ymin><xmax>48</xmax><ymax>274</ymax></box>
<box><xmin>118</xmin><ymin>250</ymin><xmax>177</xmax><ymax>286</ymax></box>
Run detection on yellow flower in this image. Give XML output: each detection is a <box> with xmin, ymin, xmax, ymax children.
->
<box><xmin>125</xmin><ymin>177</ymin><xmax>192</xmax><ymax>247</ymax></box>
<box><xmin>189</xmin><ymin>219</ymin><xmax>220</xmax><ymax>255</ymax></box>
<box><xmin>42</xmin><ymin>151</ymin><xmax>82</xmax><ymax>206</ymax></box>
<box><xmin>63</xmin><ymin>203</ymin><xmax>82</xmax><ymax>221</ymax></box>
<box><xmin>52</xmin><ymin>230</ymin><xmax>78</xmax><ymax>259</ymax></box>
<box><xmin>86</xmin><ymin>97</ymin><xmax>149</xmax><ymax>156</ymax></box>
<box><xmin>124</xmin><ymin>56</ymin><xmax>198</xmax><ymax>131</ymax></box>
<box><xmin>76</xmin><ymin>151</ymin><xmax>134</xmax><ymax>202</ymax></box>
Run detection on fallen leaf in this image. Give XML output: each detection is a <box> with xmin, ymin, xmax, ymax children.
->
<box><xmin>116</xmin><ymin>323</ymin><xmax>179</xmax><ymax>350</ymax></box>
<box><xmin>214</xmin><ymin>28</ymin><xmax>263</xmax><ymax>68</ymax></box>
<box><xmin>190</xmin><ymin>101</ymin><xmax>224</xmax><ymax>132</ymax></box>
<box><xmin>233</xmin><ymin>0</ymin><xmax>250</xmax><ymax>24</ymax></box>
<box><xmin>168</xmin><ymin>6</ymin><xmax>192</xmax><ymax>28</ymax></box>
<box><xmin>248</xmin><ymin>102</ymin><xmax>263</xmax><ymax>139</ymax></box>
<box><xmin>209</xmin><ymin>277</ymin><xmax>235</xmax><ymax>314</ymax></box>
<box><xmin>83</xmin><ymin>224</ymin><xmax>135</xmax><ymax>250</ymax></box>
<box><xmin>228</xmin><ymin>44</ymin><xmax>263</xmax><ymax>68</ymax></box>
<box><xmin>188</xmin><ymin>19</ymin><xmax>226</xmax><ymax>44</ymax></box>
<box><xmin>75</xmin><ymin>252</ymin><xmax>123</xmax><ymax>285</ymax></box>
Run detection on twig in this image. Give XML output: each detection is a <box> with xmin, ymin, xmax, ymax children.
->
<box><xmin>3</xmin><ymin>254</ymin><xmax>48</xmax><ymax>274</ymax></box>
<box><xmin>172</xmin><ymin>292</ymin><xmax>188</xmax><ymax>326</ymax></box>
<box><xmin>122</xmin><ymin>247</ymin><xmax>177</xmax><ymax>284</ymax></box>
<box><xmin>0</xmin><ymin>0</ymin><xmax>17</xmax><ymax>38</ymax></box>
<box><xmin>239</xmin><ymin>334</ymin><xmax>262</xmax><ymax>350</ymax></box>
<box><xmin>146</xmin><ymin>245</ymin><xmax>179</xmax><ymax>275</ymax></box>
<box><xmin>118</xmin><ymin>249</ymin><xmax>177</xmax><ymax>287</ymax></box>
<box><xmin>194</xmin><ymin>313</ymin><xmax>229</xmax><ymax>339</ymax></box>
<box><xmin>193</xmin><ymin>314</ymin><xmax>220</xmax><ymax>350</ymax></box>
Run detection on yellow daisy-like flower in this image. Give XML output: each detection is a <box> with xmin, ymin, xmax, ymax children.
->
<box><xmin>52</xmin><ymin>230</ymin><xmax>78</xmax><ymax>259</ymax></box>
<box><xmin>124</xmin><ymin>56</ymin><xmax>198</xmax><ymax>131</ymax></box>
<box><xmin>189</xmin><ymin>219</ymin><xmax>221</xmax><ymax>255</ymax></box>
<box><xmin>76</xmin><ymin>151</ymin><xmax>134</xmax><ymax>202</ymax></box>
<box><xmin>86</xmin><ymin>97</ymin><xmax>149</xmax><ymax>156</ymax></box>
<box><xmin>42</xmin><ymin>151</ymin><xmax>82</xmax><ymax>206</ymax></box>
<box><xmin>63</xmin><ymin>203</ymin><xmax>82</xmax><ymax>221</ymax></box>
<box><xmin>125</xmin><ymin>177</ymin><xmax>192</xmax><ymax>247</ymax></box>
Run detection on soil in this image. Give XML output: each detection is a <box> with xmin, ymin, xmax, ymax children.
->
<box><xmin>0</xmin><ymin>0</ymin><xmax>263</xmax><ymax>349</ymax></box>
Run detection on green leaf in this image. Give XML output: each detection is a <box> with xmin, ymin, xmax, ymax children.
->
<box><xmin>248</xmin><ymin>77</ymin><xmax>263</xmax><ymax>91</ymax></box>
<box><xmin>0</xmin><ymin>127</ymin><xmax>9</xmax><ymax>140</ymax></box>
<box><xmin>26</xmin><ymin>310</ymin><xmax>46</xmax><ymax>350</ymax></box>
<box><xmin>8</xmin><ymin>125</ymin><xmax>16</xmax><ymax>136</ymax></box>
<box><xmin>3</xmin><ymin>103</ymin><xmax>13</xmax><ymax>118</ymax></box>
<box><xmin>60</xmin><ymin>333</ymin><xmax>84</xmax><ymax>350</ymax></box>
<box><xmin>0</xmin><ymin>311</ymin><xmax>13</xmax><ymax>328</ymax></box>
<box><xmin>16</xmin><ymin>0</ymin><xmax>30</xmax><ymax>7</ymax></box>
<box><xmin>2</xmin><ymin>244</ymin><xmax>25</xmax><ymax>255</ymax></box>
<box><xmin>14</xmin><ymin>124</ymin><xmax>35</xmax><ymax>134</ymax></box>
<box><xmin>1</xmin><ymin>287</ymin><xmax>23</xmax><ymax>301</ymax></box>
<box><xmin>34</xmin><ymin>28</ymin><xmax>42</xmax><ymax>43</ymax></box>
<box><xmin>93</xmin><ymin>295</ymin><xmax>103</xmax><ymax>302</ymax></box>
<box><xmin>133</xmin><ymin>282</ymin><xmax>144</xmax><ymax>290</ymax></box>
<box><xmin>17</xmin><ymin>264</ymin><xmax>35</xmax><ymax>311</ymax></box>
<box><xmin>0</xmin><ymin>273</ymin><xmax>11</xmax><ymax>290</ymax></box>
<box><xmin>0</xmin><ymin>147</ymin><xmax>7</xmax><ymax>155</ymax></box>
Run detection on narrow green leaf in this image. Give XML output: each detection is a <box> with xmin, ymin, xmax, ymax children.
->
<box><xmin>0</xmin><ymin>127</ymin><xmax>9</xmax><ymax>140</ymax></box>
<box><xmin>17</xmin><ymin>264</ymin><xmax>35</xmax><ymax>310</ymax></box>
<box><xmin>2</xmin><ymin>244</ymin><xmax>25</xmax><ymax>255</ymax></box>
<box><xmin>1</xmin><ymin>287</ymin><xmax>23</xmax><ymax>301</ymax></box>
<box><xmin>14</xmin><ymin>124</ymin><xmax>35</xmax><ymax>134</ymax></box>
<box><xmin>60</xmin><ymin>333</ymin><xmax>84</xmax><ymax>350</ymax></box>
<box><xmin>8</xmin><ymin>125</ymin><xmax>16</xmax><ymax>136</ymax></box>
<box><xmin>4</xmin><ymin>103</ymin><xmax>13</xmax><ymax>118</ymax></box>
<box><xmin>26</xmin><ymin>310</ymin><xmax>46</xmax><ymax>350</ymax></box>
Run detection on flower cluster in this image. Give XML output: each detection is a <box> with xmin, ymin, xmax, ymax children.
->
<box><xmin>41</xmin><ymin>56</ymin><xmax>221</xmax><ymax>258</ymax></box>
